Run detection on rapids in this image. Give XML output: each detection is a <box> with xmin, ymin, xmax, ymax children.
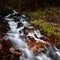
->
<box><xmin>3</xmin><ymin>10</ymin><xmax>60</xmax><ymax>60</ymax></box>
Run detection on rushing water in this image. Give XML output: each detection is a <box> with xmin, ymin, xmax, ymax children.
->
<box><xmin>3</xmin><ymin>10</ymin><xmax>60</xmax><ymax>60</ymax></box>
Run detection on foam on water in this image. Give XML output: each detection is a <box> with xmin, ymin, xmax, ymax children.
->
<box><xmin>3</xmin><ymin>10</ymin><xmax>60</xmax><ymax>60</ymax></box>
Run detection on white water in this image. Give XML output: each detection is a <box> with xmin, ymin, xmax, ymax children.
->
<box><xmin>3</xmin><ymin>10</ymin><xmax>60</xmax><ymax>60</ymax></box>
<box><xmin>4</xmin><ymin>13</ymin><xmax>38</xmax><ymax>60</ymax></box>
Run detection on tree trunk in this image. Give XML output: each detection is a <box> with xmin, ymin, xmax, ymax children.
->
<box><xmin>35</xmin><ymin>0</ymin><xmax>38</xmax><ymax>11</ymax></box>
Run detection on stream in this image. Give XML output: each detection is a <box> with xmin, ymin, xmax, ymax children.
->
<box><xmin>3</xmin><ymin>10</ymin><xmax>60</xmax><ymax>60</ymax></box>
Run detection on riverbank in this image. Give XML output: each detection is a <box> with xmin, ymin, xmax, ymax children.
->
<box><xmin>27</xmin><ymin>8</ymin><xmax>60</xmax><ymax>46</ymax></box>
<box><xmin>0</xmin><ymin>8</ymin><xmax>60</xmax><ymax>60</ymax></box>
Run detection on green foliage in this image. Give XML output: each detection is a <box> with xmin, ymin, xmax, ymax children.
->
<box><xmin>27</xmin><ymin>10</ymin><xmax>45</xmax><ymax>20</ymax></box>
<box><xmin>30</xmin><ymin>19</ymin><xmax>60</xmax><ymax>41</ymax></box>
<box><xmin>28</xmin><ymin>8</ymin><xmax>60</xmax><ymax>41</ymax></box>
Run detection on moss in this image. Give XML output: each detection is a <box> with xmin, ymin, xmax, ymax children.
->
<box><xmin>27</xmin><ymin>8</ymin><xmax>60</xmax><ymax>41</ymax></box>
<box><xmin>30</xmin><ymin>19</ymin><xmax>60</xmax><ymax>41</ymax></box>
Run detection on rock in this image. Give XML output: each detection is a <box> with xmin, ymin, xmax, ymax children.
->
<box><xmin>28</xmin><ymin>36</ymin><xmax>36</xmax><ymax>42</ymax></box>
<box><xmin>40</xmin><ymin>36</ymin><xmax>53</xmax><ymax>44</ymax></box>
<box><xmin>55</xmin><ymin>41</ymin><xmax>60</xmax><ymax>47</ymax></box>
<box><xmin>17</xmin><ymin>22</ymin><xmax>23</xmax><ymax>28</ymax></box>
<box><xmin>0</xmin><ymin>19</ymin><xmax>10</xmax><ymax>35</ymax></box>
<box><xmin>27</xmin><ymin>41</ymin><xmax>44</xmax><ymax>52</ymax></box>
<box><xmin>0</xmin><ymin>34</ymin><xmax>3</xmax><ymax>42</ymax></box>
<box><xmin>31</xmin><ymin>46</ymin><xmax>37</xmax><ymax>52</ymax></box>
<box><xmin>10</xmin><ymin>47</ymin><xmax>22</xmax><ymax>56</ymax></box>
<box><xmin>24</xmin><ymin>29</ymin><xmax>29</xmax><ymax>35</ymax></box>
<box><xmin>1</xmin><ymin>40</ymin><xmax>10</xmax><ymax>55</ymax></box>
<box><xmin>0</xmin><ymin>43</ymin><xmax>2</xmax><ymax>50</ymax></box>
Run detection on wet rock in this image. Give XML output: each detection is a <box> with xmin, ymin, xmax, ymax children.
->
<box><xmin>6</xmin><ymin>40</ymin><xmax>12</xmax><ymax>48</ymax></box>
<box><xmin>0</xmin><ymin>39</ymin><xmax>13</xmax><ymax>60</ymax></box>
<box><xmin>0</xmin><ymin>39</ymin><xmax>21</xmax><ymax>60</ymax></box>
<box><xmin>14</xmin><ymin>18</ymin><xmax>20</xmax><ymax>22</ymax></box>
<box><xmin>40</xmin><ymin>36</ymin><xmax>53</xmax><ymax>44</ymax></box>
<box><xmin>10</xmin><ymin>47</ymin><xmax>22</xmax><ymax>56</ymax></box>
<box><xmin>17</xmin><ymin>22</ymin><xmax>23</xmax><ymax>28</ymax></box>
<box><xmin>24</xmin><ymin>29</ymin><xmax>29</xmax><ymax>35</ymax></box>
<box><xmin>0</xmin><ymin>19</ymin><xmax>10</xmax><ymax>35</ymax></box>
<box><xmin>27</xmin><ymin>41</ymin><xmax>44</xmax><ymax>52</ymax></box>
<box><xmin>28</xmin><ymin>36</ymin><xmax>36</xmax><ymax>42</ymax></box>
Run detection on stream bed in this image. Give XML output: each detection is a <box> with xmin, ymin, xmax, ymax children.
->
<box><xmin>0</xmin><ymin>10</ymin><xmax>60</xmax><ymax>60</ymax></box>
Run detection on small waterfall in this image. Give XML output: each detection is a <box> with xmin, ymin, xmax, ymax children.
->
<box><xmin>4</xmin><ymin>12</ymin><xmax>38</xmax><ymax>60</ymax></box>
<box><xmin>3</xmin><ymin>10</ymin><xmax>60</xmax><ymax>60</ymax></box>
